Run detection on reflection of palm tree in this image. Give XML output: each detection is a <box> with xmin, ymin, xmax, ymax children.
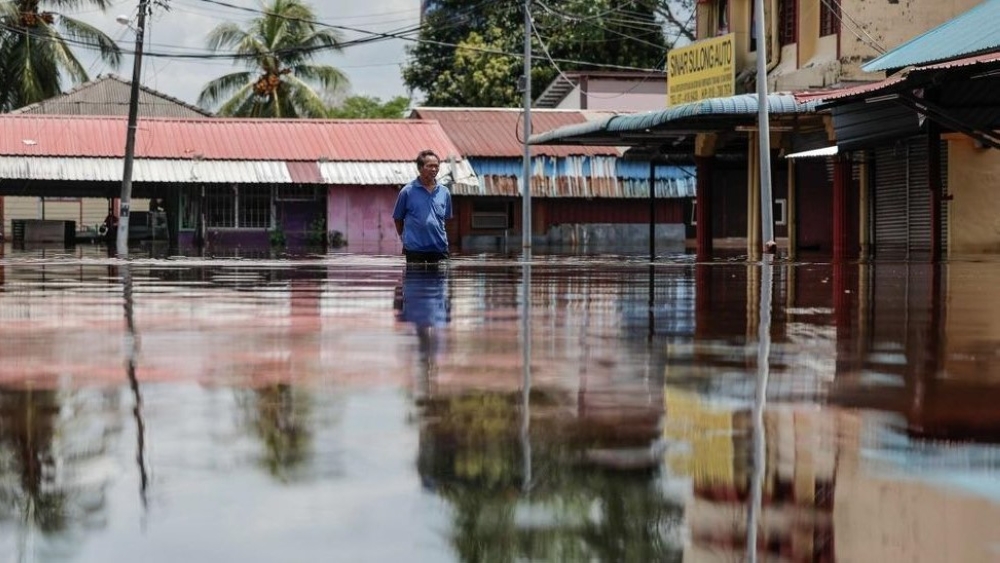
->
<box><xmin>197</xmin><ymin>0</ymin><xmax>347</xmax><ymax>117</ymax></box>
<box><xmin>0</xmin><ymin>389</ymin><xmax>68</xmax><ymax>534</ymax></box>
<box><xmin>0</xmin><ymin>0</ymin><xmax>122</xmax><ymax>111</ymax></box>
<box><xmin>238</xmin><ymin>384</ymin><xmax>313</xmax><ymax>482</ymax></box>
<box><xmin>0</xmin><ymin>388</ymin><xmax>120</xmax><ymax>558</ymax></box>
<box><xmin>417</xmin><ymin>390</ymin><xmax>683</xmax><ymax>562</ymax></box>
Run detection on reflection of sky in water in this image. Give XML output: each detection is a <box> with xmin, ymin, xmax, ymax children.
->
<box><xmin>866</xmin><ymin>422</ymin><xmax>1000</xmax><ymax>502</ymax></box>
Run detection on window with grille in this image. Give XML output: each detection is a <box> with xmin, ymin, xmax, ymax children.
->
<box><xmin>189</xmin><ymin>185</ymin><xmax>271</xmax><ymax>229</ymax></box>
<box><xmin>238</xmin><ymin>186</ymin><xmax>271</xmax><ymax>228</ymax></box>
<box><xmin>205</xmin><ymin>186</ymin><xmax>235</xmax><ymax>228</ymax></box>
<box><xmin>820</xmin><ymin>0</ymin><xmax>839</xmax><ymax>37</ymax></box>
<box><xmin>780</xmin><ymin>0</ymin><xmax>797</xmax><ymax>46</ymax></box>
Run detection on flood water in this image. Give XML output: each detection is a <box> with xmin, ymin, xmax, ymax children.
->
<box><xmin>1</xmin><ymin>244</ymin><xmax>1000</xmax><ymax>562</ymax></box>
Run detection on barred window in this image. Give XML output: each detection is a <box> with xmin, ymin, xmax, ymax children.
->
<box><xmin>205</xmin><ymin>186</ymin><xmax>235</xmax><ymax>228</ymax></box>
<box><xmin>181</xmin><ymin>186</ymin><xmax>272</xmax><ymax>229</ymax></box>
<box><xmin>238</xmin><ymin>186</ymin><xmax>271</xmax><ymax>228</ymax></box>
<box><xmin>820</xmin><ymin>0</ymin><xmax>839</xmax><ymax>37</ymax></box>
<box><xmin>780</xmin><ymin>0</ymin><xmax>797</xmax><ymax>46</ymax></box>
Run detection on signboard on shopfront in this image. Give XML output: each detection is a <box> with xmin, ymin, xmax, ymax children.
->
<box><xmin>667</xmin><ymin>34</ymin><xmax>735</xmax><ymax>106</ymax></box>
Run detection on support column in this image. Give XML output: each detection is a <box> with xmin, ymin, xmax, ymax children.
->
<box><xmin>787</xmin><ymin>159</ymin><xmax>797</xmax><ymax>261</ymax></box>
<box><xmin>832</xmin><ymin>155</ymin><xmax>851</xmax><ymax>261</ymax></box>
<box><xmin>695</xmin><ymin>133</ymin><xmax>718</xmax><ymax>261</ymax></box>
<box><xmin>695</xmin><ymin>157</ymin><xmax>714</xmax><ymax>261</ymax></box>
<box><xmin>928</xmin><ymin>123</ymin><xmax>943</xmax><ymax>262</ymax></box>
<box><xmin>747</xmin><ymin>136</ymin><xmax>761</xmax><ymax>260</ymax></box>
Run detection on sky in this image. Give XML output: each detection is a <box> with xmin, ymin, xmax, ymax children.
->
<box><xmin>73</xmin><ymin>0</ymin><xmax>421</xmax><ymax>111</ymax></box>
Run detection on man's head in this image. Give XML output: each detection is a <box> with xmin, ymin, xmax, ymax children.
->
<box><xmin>416</xmin><ymin>149</ymin><xmax>441</xmax><ymax>184</ymax></box>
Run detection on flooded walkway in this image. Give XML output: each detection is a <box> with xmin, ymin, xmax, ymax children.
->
<box><xmin>1</xmin><ymin>245</ymin><xmax>999</xmax><ymax>562</ymax></box>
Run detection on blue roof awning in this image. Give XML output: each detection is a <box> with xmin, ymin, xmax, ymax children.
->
<box><xmin>530</xmin><ymin>93</ymin><xmax>819</xmax><ymax>146</ymax></box>
<box><xmin>862</xmin><ymin>0</ymin><xmax>1000</xmax><ymax>72</ymax></box>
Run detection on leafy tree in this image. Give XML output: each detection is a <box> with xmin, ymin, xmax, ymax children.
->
<box><xmin>404</xmin><ymin>0</ymin><xmax>692</xmax><ymax>107</ymax></box>
<box><xmin>328</xmin><ymin>94</ymin><xmax>410</xmax><ymax>118</ymax></box>
<box><xmin>197</xmin><ymin>0</ymin><xmax>348</xmax><ymax>117</ymax></box>
<box><xmin>0</xmin><ymin>0</ymin><xmax>122</xmax><ymax>111</ymax></box>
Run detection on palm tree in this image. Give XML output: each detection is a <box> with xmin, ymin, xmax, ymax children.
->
<box><xmin>0</xmin><ymin>0</ymin><xmax>122</xmax><ymax>111</ymax></box>
<box><xmin>197</xmin><ymin>0</ymin><xmax>348</xmax><ymax>117</ymax></box>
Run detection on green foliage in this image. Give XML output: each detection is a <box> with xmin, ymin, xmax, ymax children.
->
<box><xmin>0</xmin><ymin>0</ymin><xmax>122</xmax><ymax>111</ymax></box>
<box><xmin>328</xmin><ymin>94</ymin><xmax>411</xmax><ymax>118</ymax></box>
<box><xmin>197</xmin><ymin>0</ymin><xmax>348</xmax><ymax>117</ymax></box>
<box><xmin>403</xmin><ymin>0</ymin><xmax>687</xmax><ymax>107</ymax></box>
<box><xmin>269</xmin><ymin>226</ymin><xmax>286</xmax><ymax>247</ymax></box>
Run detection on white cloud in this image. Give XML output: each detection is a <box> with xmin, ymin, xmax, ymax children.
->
<box><xmin>71</xmin><ymin>0</ymin><xmax>420</xmax><ymax>110</ymax></box>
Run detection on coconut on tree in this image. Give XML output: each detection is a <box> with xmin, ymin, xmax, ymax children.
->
<box><xmin>0</xmin><ymin>0</ymin><xmax>122</xmax><ymax>112</ymax></box>
<box><xmin>197</xmin><ymin>0</ymin><xmax>348</xmax><ymax>118</ymax></box>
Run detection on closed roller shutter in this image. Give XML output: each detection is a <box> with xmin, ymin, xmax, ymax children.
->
<box><xmin>872</xmin><ymin>138</ymin><xmax>948</xmax><ymax>259</ymax></box>
<box><xmin>873</xmin><ymin>145</ymin><xmax>908</xmax><ymax>258</ymax></box>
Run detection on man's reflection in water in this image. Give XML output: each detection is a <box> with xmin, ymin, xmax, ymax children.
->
<box><xmin>395</xmin><ymin>264</ymin><xmax>450</xmax><ymax>402</ymax></box>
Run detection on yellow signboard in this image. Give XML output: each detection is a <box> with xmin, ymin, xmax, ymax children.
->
<box><xmin>667</xmin><ymin>34</ymin><xmax>735</xmax><ymax>106</ymax></box>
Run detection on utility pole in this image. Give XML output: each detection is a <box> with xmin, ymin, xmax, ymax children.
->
<box><xmin>117</xmin><ymin>0</ymin><xmax>151</xmax><ymax>257</ymax></box>
<box><xmin>754</xmin><ymin>0</ymin><xmax>774</xmax><ymax>250</ymax></box>
<box><xmin>521</xmin><ymin>0</ymin><xmax>532</xmax><ymax>255</ymax></box>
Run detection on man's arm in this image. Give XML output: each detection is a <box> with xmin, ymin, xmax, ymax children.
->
<box><xmin>394</xmin><ymin>219</ymin><xmax>404</xmax><ymax>237</ymax></box>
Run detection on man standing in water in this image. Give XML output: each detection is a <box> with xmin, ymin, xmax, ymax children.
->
<box><xmin>394</xmin><ymin>149</ymin><xmax>453</xmax><ymax>263</ymax></box>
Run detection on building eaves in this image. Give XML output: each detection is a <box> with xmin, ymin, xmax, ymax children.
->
<box><xmin>862</xmin><ymin>0</ymin><xmax>1000</xmax><ymax>73</ymax></box>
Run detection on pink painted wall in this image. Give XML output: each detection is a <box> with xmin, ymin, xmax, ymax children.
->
<box><xmin>327</xmin><ymin>185</ymin><xmax>403</xmax><ymax>254</ymax></box>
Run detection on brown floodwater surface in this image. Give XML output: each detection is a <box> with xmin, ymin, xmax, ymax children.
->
<box><xmin>1</xmin><ymin>244</ymin><xmax>999</xmax><ymax>562</ymax></box>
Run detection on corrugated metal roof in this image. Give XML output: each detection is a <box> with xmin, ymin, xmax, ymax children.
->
<box><xmin>319</xmin><ymin>159</ymin><xmax>478</xmax><ymax>191</ymax></box>
<box><xmin>531</xmin><ymin>94</ymin><xmax>817</xmax><ymax>145</ymax></box>
<box><xmin>0</xmin><ymin>115</ymin><xmax>468</xmax><ymax>162</ymax></box>
<box><xmin>410</xmin><ymin>107</ymin><xmax>622</xmax><ymax>157</ymax></box>
<box><xmin>0</xmin><ymin>157</ymin><xmax>292</xmax><ymax>183</ymax></box>
<box><xmin>606</xmin><ymin>93</ymin><xmax>817</xmax><ymax>131</ymax></box>
<box><xmin>10</xmin><ymin>74</ymin><xmax>212</xmax><ymax>117</ymax></box>
<box><xmin>450</xmin><ymin>156</ymin><xmax>695</xmax><ymax>198</ymax></box>
<box><xmin>862</xmin><ymin>0</ymin><xmax>1000</xmax><ymax>72</ymax></box>
<box><xmin>0</xmin><ymin>157</ymin><xmax>479</xmax><ymax>189</ymax></box>
<box><xmin>794</xmin><ymin>51</ymin><xmax>1000</xmax><ymax>104</ymax></box>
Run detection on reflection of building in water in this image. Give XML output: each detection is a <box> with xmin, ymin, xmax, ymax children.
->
<box><xmin>664</xmin><ymin>387</ymin><xmax>1000</xmax><ymax>562</ymax></box>
<box><xmin>416</xmin><ymin>387</ymin><xmax>682</xmax><ymax>562</ymax></box>
<box><xmin>664</xmin><ymin>388</ymin><xmax>835</xmax><ymax>561</ymax></box>
<box><xmin>833</xmin><ymin>263</ymin><xmax>1000</xmax><ymax>442</ymax></box>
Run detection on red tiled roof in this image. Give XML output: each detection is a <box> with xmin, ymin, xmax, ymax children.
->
<box><xmin>0</xmin><ymin>115</ymin><xmax>465</xmax><ymax>161</ymax></box>
<box><xmin>411</xmin><ymin>108</ymin><xmax>621</xmax><ymax>157</ymax></box>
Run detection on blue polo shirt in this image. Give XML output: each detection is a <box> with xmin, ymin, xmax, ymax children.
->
<box><xmin>393</xmin><ymin>179</ymin><xmax>452</xmax><ymax>253</ymax></box>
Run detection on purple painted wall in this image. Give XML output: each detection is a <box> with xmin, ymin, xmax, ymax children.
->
<box><xmin>277</xmin><ymin>200</ymin><xmax>325</xmax><ymax>247</ymax></box>
<box><xmin>327</xmin><ymin>185</ymin><xmax>402</xmax><ymax>254</ymax></box>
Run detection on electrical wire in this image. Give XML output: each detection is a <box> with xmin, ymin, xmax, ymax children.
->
<box><xmin>819</xmin><ymin>0</ymin><xmax>885</xmax><ymax>55</ymax></box>
<box><xmin>530</xmin><ymin>13</ymin><xmax>666</xmax><ymax>103</ymax></box>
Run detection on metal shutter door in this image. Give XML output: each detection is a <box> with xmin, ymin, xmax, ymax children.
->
<box><xmin>873</xmin><ymin>145</ymin><xmax>908</xmax><ymax>258</ymax></box>
<box><xmin>907</xmin><ymin>140</ymin><xmax>932</xmax><ymax>254</ymax></box>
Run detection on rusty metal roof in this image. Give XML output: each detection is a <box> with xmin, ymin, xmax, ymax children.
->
<box><xmin>0</xmin><ymin>115</ymin><xmax>467</xmax><ymax>162</ymax></box>
<box><xmin>410</xmin><ymin>107</ymin><xmax>622</xmax><ymax>157</ymax></box>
